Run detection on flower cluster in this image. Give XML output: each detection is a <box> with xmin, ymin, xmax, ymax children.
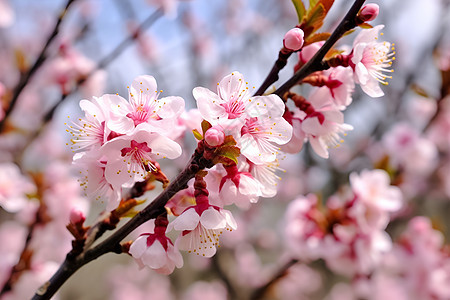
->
<box><xmin>68</xmin><ymin>75</ymin><xmax>184</xmax><ymax>210</ymax></box>
<box><xmin>285</xmin><ymin>169</ymin><xmax>403</xmax><ymax>277</ymax></box>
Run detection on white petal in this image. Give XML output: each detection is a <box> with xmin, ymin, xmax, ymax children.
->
<box><xmin>141</xmin><ymin>241</ymin><xmax>167</xmax><ymax>269</ymax></box>
<box><xmin>172</xmin><ymin>208</ymin><xmax>200</xmax><ymax>231</ymax></box>
<box><xmin>157</xmin><ymin>96</ymin><xmax>185</xmax><ymax>119</ymax></box>
<box><xmin>129</xmin><ymin>235</ymin><xmax>148</xmax><ymax>258</ymax></box>
<box><xmin>200</xmin><ymin>207</ymin><xmax>226</xmax><ymax>230</ymax></box>
<box><xmin>193</xmin><ymin>87</ymin><xmax>226</xmax><ymax>123</ymax></box>
<box><xmin>130</xmin><ymin>75</ymin><xmax>157</xmax><ymax>101</ymax></box>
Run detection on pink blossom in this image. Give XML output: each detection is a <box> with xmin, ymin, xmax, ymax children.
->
<box><xmin>204</xmin><ymin>125</ymin><xmax>225</xmax><ymax>146</ymax></box>
<box><xmin>350</xmin><ymin>169</ymin><xmax>403</xmax><ymax>213</ymax></box>
<box><xmin>301</xmin><ymin>88</ymin><xmax>353</xmax><ymax>158</ymax></box>
<box><xmin>66</xmin><ymin>95</ymin><xmax>113</xmax><ymax>153</ymax></box>
<box><xmin>193</xmin><ymin>71</ymin><xmax>292</xmax><ymax>164</ymax></box>
<box><xmin>0</xmin><ymin>0</ymin><xmax>14</xmax><ymax>27</ymax></box>
<box><xmin>283</xmin><ymin>28</ymin><xmax>304</xmax><ymax>51</ymax></box>
<box><xmin>218</xmin><ymin>164</ymin><xmax>261</xmax><ymax>209</ymax></box>
<box><xmin>351</xmin><ymin>25</ymin><xmax>394</xmax><ymax>97</ymax></box>
<box><xmin>107</xmin><ymin>75</ymin><xmax>184</xmax><ymax>138</ymax></box>
<box><xmin>102</xmin><ymin>129</ymin><xmax>182</xmax><ymax>188</ymax></box>
<box><xmin>239</xmin><ymin>113</ymin><xmax>292</xmax><ymax>164</ymax></box>
<box><xmin>73</xmin><ymin>153</ymin><xmax>121</xmax><ymax>211</ymax></box>
<box><xmin>382</xmin><ymin>123</ymin><xmax>438</xmax><ymax>175</ymax></box>
<box><xmin>193</xmin><ymin>72</ymin><xmax>285</xmax><ymax>127</ymax></box>
<box><xmin>298</xmin><ymin>42</ymin><xmax>324</xmax><ymax>64</ymax></box>
<box><xmin>357</xmin><ymin>4</ymin><xmax>379</xmax><ymax>23</ymax></box>
<box><xmin>170</xmin><ymin>204</ymin><xmax>237</xmax><ymax>257</ymax></box>
<box><xmin>0</xmin><ymin>162</ymin><xmax>35</xmax><ymax>212</ymax></box>
<box><xmin>323</xmin><ymin>66</ymin><xmax>355</xmax><ymax>108</ymax></box>
<box><xmin>129</xmin><ymin>217</ymin><xmax>183</xmax><ymax>275</ymax></box>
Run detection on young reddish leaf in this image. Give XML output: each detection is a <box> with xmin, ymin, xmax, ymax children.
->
<box><xmin>201</xmin><ymin>120</ymin><xmax>212</xmax><ymax>135</ymax></box>
<box><xmin>304</xmin><ymin>32</ymin><xmax>331</xmax><ymax>46</ymax></box>
<box><xmin>292</xmin><ymin>0</ymin><xmax>306</xmax><ymax>23</ymax></box>
<box><xmin>213</xmin><ymin>145</ymin><xmax>241</xmax><ymax>165</ymax></box>
<box><xmin>320</xmin><ymin>0</ymin><xmax>335</xmax><ymax>13</ymax></box>
<box><xmin>192</xmin><ymin>129</ymin><xmax>203</xmax><ymax>140</ymax></box>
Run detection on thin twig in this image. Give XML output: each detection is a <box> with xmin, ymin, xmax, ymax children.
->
<box><xmin>250</xmin><ymin>259</ymin><xmax>298</xmax><ymax>300</ymax></box>
<box><xmin>31</xmin><ymin>147</ymin><xmax>213</xmax><ymax>300</ymax></box>
<box><xmin>0</xmin><ymin>0</ymin><xmax>77</xmax><ymax>133</ymax></box>
<box><xmin>273</xmin><ymin>0</ymin><xmax>366</xmax><ymax>98</ymax></box>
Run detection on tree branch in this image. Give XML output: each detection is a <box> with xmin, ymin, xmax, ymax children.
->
<box><xmin>250</xmin><ymin>258</ymin><xmax>298</xmax><ymax>300</ymax></box>
<box><xmin>31</xmin><ymin>145</ymin><xmax>213</xmax><ymax>300</ymax></box>
<box><xmin>273</xmin><ymin>0</ymin><xmax>366</xmax><ymax>99</ymax></box>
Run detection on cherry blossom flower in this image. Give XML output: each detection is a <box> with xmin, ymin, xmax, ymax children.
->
<box><xmin>301</xmin><ymin>88</ymin><xmax>353</xmax><ymax>158</ymax></box>
<box><xmin>74</xmin><ymin>153</ymin><xmax>121</xmax><ymax>211</ymax></box>
<box><xmin>170</xmin><ymin>198</ymin><xmax>237</xmax><ymax>257</ymax></box>
<box><xmin>129</xmin><ymin>216</ymin><xmax>183</xmax><ymax>275</ymax></box>
<box><xmin>0</xmin><ymin>162</ymin><xmax>35</xmax><ymax>212</ymax></box>
<box><xmin>193</xmin><ymin>71</ymin><xmax>292</xmax><ymax>164</ymax></box>
<box><xmin>351</xmin><ymin>25</ymin><xmax>395</xmax><ymax>97</ymax></box>
<box><xmin>218</xmin><ymin>164</ymin><xmax>261</xmax><ymax>209</ymax></box>
<box><xmin>322</xmin><ymin>66</ymin><xmax>355</xmax><ymax>108</ymax></box>
<box><xmin>283</xmin><ymin>28</ymin><xmax>304</xmax><ymax>51</ymax></box>
<box><xmin>193</xmin><ymin>72</ymin><xmax>284</xmax><ymax>131</ymax></box>
<box><xmin>102</xmin><ymin>129</ymin><xmax>182</xmax><ymax>188</ymax></box>
<box><xmin>66</xmin><ymin>95</ymin><xmax>113</xmax><ymax>153</ymax></box>
<box><xmin>350</xmin><ymin>169</ymin><xmax>403</xmax><ymax>213</ymax></box>
<box><xmin>107</xmin><ymin>75</ymin><xmax>184</xmax><ymax>138</ymax></box>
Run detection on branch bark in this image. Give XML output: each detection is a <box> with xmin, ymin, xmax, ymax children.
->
<box><xmin>31</xmin><ymin>145</ymin><xmax>213</xmax><ymax>300</ymax></box>
<box><xmin>273</xmin><ymin>0</ymin><xmax>366</xmax><ymax>99</ymax></box>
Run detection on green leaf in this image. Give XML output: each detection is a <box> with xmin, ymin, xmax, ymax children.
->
<box><xmin>304</xmin><ymin>32</ymin><xmax>331</xmax><ymax>46</ymax></box>
<box><xmin>192</xmin><ymin>129</ymin><xmax>203</xmax><ymax>140</ymax></box>
<box><xmin>292</xmin><ymin>0</ymin><xmax>306</xmax><ymax>23</ymax></box>
<box><xmin>214</xmin><ymin>145</ymin><xmax>240</xmax><ymax>165</ymax></box>
<box><xmin>309</xmin><ymin>0</ymin><xmax>319</xmax><ymax>8</ymax></box>
<box><xmin>201</xmin><ymin>120</ymin><xmax>212</xmax><ymax>135</ymax></box>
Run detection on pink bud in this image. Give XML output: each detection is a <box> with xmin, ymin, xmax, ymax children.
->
<box><xmin>205</xmin><ymin>125</ymin><xmax>225</xmax><ymax>147</ymax></box>
<box><xmin>298</xmin><ymin>41</ymin><xmax>324</xmax><ymax>64</ymax></box>
<box><xmin>283</xmin><ymin>28</ymin><xmax>304</xmax><ymax>51</ymax></box>
<box><xmin>70</xmin><ymin>208</ymin><xmax>85</xmax><ymax>225</ymax></box>
<box><xmin>358</xmin><ymin>4</ymin><xmax>379</xmax><ymax>22</ymax></box>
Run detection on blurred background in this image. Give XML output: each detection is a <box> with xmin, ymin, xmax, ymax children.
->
<box><xmin>1</xmin><ymin>0</ymin><xmax>450</xmax><ymax>299</ymax></box>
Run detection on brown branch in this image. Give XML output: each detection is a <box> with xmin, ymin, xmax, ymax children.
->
<box><xmin>31</xmin><ymin>144</ymin><xmax>214</xmax><ymax>300</ymax></box>
<box><xmin>273</xmin><ymin>0</ymin><xmax>366</xmax><ymax>99</ymax></box>
<box><xmin>250</xmin><ymin>259</ymin><xmax>299</xmax><ymax>300</ymax></box>
<box><xmin>0</xmin><ymin>0</ymin><xmax>78</xmax><ymax>133</ymax></box>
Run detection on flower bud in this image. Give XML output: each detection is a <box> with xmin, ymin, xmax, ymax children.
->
<box><xmin>283</xmin><ymin>28</ymin><xmax>304</xmax><ymax>51</ymax></box>
<box><xmin>357</xmin><ymin>4</ymin><xmax>379</xmax><ymax>23</ymax></box>
<box><xmin>205</xmin><ymin>125</ymin><xmax>225</xmax><ymax>146</ymax></box>
<box><xmin>70</xmin><ymin>208</ymin><xmax>85</xmax><ymax>225</ymax></box>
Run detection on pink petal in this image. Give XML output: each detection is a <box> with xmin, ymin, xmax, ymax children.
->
<box><xmin>200</xmin><ymin>207</ymin><xmax>226</xmax><ymax>230</ymax></box>
<box><xmin>172</xmin><ymin>208</ymin><xmax>200</xmax><ymax>231</ymax></box>
<box><xmin>129</xmin><ymin>235</ymin><xmax>148</xmax><ymax>258</ymax></box>
<box><xmin>141</xmin><ymin>241</ymin><xmax>167</xmax><ymax>269</ymax></box>
<box><xmin>193</xmin><ymin>87</ymin><xmax>226</xmax><ymax>123</ymax></box>
<box><xmin>130</xmin><ymin>75</ymin><xmax>157</xmax><ymax>100</ymax></box>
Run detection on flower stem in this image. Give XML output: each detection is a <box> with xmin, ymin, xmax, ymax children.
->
<box><xmin>31</xmin><ymin>146</ymin><xmax>213</xmax><ymax>300</ymax></box>
<box><xmin>274</xmin><ymin>0</ymin><xmax>366</xmax><ymax>99</ymax></box>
